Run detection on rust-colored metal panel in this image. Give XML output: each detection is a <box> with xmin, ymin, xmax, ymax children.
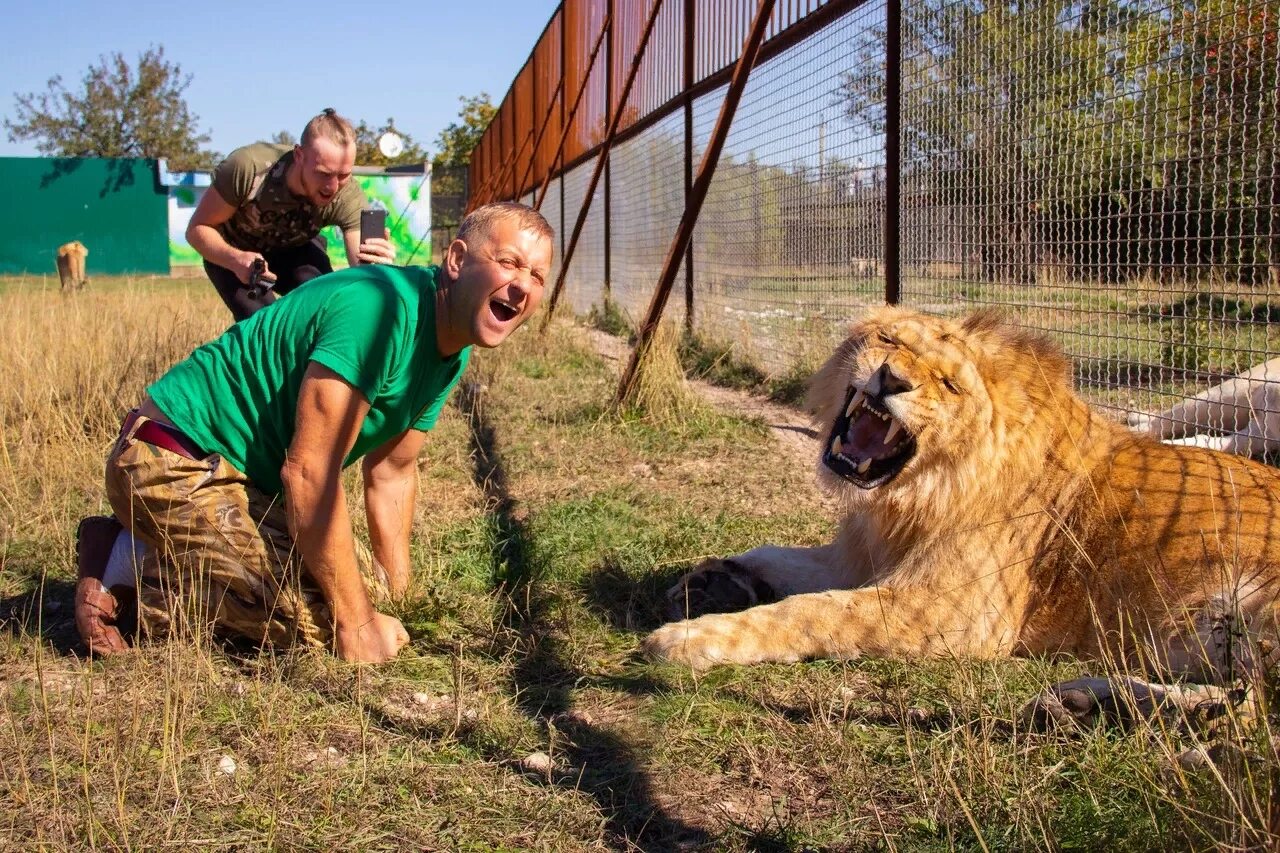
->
<box><xmin>564</xmin><ymin>0</ymin><xmax>609</xmax><ymax>164</ymax></box>
<box><xmin>610</xmin><ymin>0</ymin><xmax>683</xmax><ymax>133</ymax></box>
<box><xmin>531</xmin><ymin>11</ymin><xmax>564</xmax><ymax>192</ymax></box>
<box><xmin>472</xmin><ymin>0</ymin><xmax>844</xmax><ymax>200</ymax></box>
<box><xmin>512</xmin><ymin>63</ymin><xmax>535</xmax><ymax>196</ymax></box>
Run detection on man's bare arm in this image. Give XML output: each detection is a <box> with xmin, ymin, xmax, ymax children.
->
<box><xmin>362</xmin><ymin>428</ymin><xmax>428</xmax><ymax>597</ymax></box>
<box><xmin>282</xmin><ymin>362</ymin><xmax>408</xmax><ymax>662</ymax></box>
<box><xmin>186</xmin><ymin>187</ymin><xmax>277</xmax><ymax>284</ymax></box>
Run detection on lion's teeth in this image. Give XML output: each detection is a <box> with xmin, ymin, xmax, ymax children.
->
<box><xmin>846</xmin><ymin>389</ymin><xmax>865</xmax><ymax>418</ymax></box>
<box><xmin>830</xmin><ymin>437</ymin><xmax>842</xmax><ymax>456</ymax></box>
<box><xmin>856</xmin><ymin>458</ymin><xmax>872</xmax><ymax>474</ymax></box>
<box><xmin>883</xmin><ymin>419</ymin><xmax>902</xmax><ymax>445</ymax></box>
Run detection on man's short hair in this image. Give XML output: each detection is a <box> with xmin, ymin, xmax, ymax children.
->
<box><xmin>300</xmin><ymin>108</ymin><xmax>356</xmax><ymax>148</ymax></box>
<box><xmin>458</xmin><ymin>202</ymin><xmax>554</xmax><ymax>249</ymax></box>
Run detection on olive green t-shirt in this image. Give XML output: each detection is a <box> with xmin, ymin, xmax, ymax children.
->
<box><xmin>212</xmin><ymin>142</ymin><xmax>364</xmax><ymax>252</ymax></box>
<box><xmin>147</xmin><ymin>265</ymin><xmax>469</xmax><ymax>495</ymax></box>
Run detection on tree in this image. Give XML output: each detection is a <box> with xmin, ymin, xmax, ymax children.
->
<box><xmin>5</xmin><ymin>45</ymin><xmax>215</xmax><ymax>171</ymax></box>
<box><xmin>432</xmin><ymin>93</ymin><xmax>496</xmax><ymax>169</ymax></box>
<box><xmin>353</xmin><ymin>118</ymin><xmax>428</xmax><ymax>167</ymax></box>
<box><xmin>270</xmin><ymin>129</ymin><xmax>296</xmax><ymax>146</ymax></box>
<box><xmin>431</xmin><ymin>93</ymin><xmax>496</xmax><ymax>230</ymax></box>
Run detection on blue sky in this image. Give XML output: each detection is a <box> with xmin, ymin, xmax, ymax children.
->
<box><xmin>0</xmin><ymin>0</ymin><xmax>560</xmax><ymax>161</ymax></box>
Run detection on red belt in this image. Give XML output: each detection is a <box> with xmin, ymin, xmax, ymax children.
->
<box><xmin>121</xmin><ymin>409</ymin><xmax>206</xmax><ymax>460</ymax></box>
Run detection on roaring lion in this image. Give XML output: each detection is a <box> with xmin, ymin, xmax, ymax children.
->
<box><xmin>644</xmin><ymin>307</ymin><xmax>1280</xmax><ymax>696</ymax></box>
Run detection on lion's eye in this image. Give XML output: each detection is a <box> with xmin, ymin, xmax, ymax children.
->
<box><xmin>940</xmin><ymin>376</ymin><xmax>961</xmax><ymax>394</ymax></box>
<box><xmin>877</xmin><ymin>332</ymin><xmax>894</xmax><ymax>345</ymax></box>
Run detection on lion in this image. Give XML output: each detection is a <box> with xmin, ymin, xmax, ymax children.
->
<box><xmin>644</xmin><ymin>307</ymin><xmax>1280</xmax><ymax>716</ymax></box>
<box><xmin>1128</xmin><ymin>356</ymin><xmax>1280</xmax><ymax>460</ymax></box>
<box><xmin>56</xmin><ymin>241</ymin><xmax>89</xmax><ymax>292</ymax></box>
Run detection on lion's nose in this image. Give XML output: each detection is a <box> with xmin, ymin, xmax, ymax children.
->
<box><xmin>865</xmin><ymin>363</ymin><xmax>915</xmax><ymax>398</ymax></box>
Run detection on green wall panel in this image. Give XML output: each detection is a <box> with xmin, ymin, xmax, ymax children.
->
<box><xmin>0</xmin><ymin>157</ymin><xmax>169</xmax><ymax>275</ymax></box>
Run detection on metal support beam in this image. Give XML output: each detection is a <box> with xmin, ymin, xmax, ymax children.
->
<box><xmin>603</xmin><ymin>0</ymin><xmax>614</xmax><ymax>296</ymax></box>
<box><xmin>884</xmin><ymin>0</ymin><xmax>901</xmax><ymax>305</ymax></box>
<box><xmin>682</xmin><ymin>0</ymin><xmax>695</xmax><ymax>333</ymax></box>
<box><xmin>616</xmin><ymin>0</ymin><xmax>777</xmax><ymax>405</ymax></box>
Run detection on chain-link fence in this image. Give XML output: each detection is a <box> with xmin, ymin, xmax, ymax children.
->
<box><xmin>430</xmin><ymin>165</ymin><xmax>470</xmax><ymax>264</ymax></box>
<box><xmin>473</xmin><ymin>0</ymin><xmax>1279</xmax><ymax>442</ymax></box>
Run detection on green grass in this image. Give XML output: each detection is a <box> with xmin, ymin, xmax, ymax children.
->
<box><xmin>3</xmin><ymin>279</ymin><xmax>1279</xmax><ymax>848</ymax></box>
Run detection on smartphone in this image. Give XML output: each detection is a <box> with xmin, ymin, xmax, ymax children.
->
<box><xmin>359</xmin><ymin>209</ymin><xmax>388</xmax><ymax>262</ymax></box>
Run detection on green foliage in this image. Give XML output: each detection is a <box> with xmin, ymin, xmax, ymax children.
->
<box><xmin>838</xmin><ymin>0</ymin><xmax>1280</xmax><ymax>282</ymax></box>
<box><xmin>432</xmin><ymin>93</ymin><xmax>496</xmax><ymax>171</ymax></box>
<box><xmin>678</xmin><ymin>330</ymin><xmax>768</xmax><ymax>391</ymax></box>
<box><xmin>586</xmin><ymin>296</ymin><xmax>634</xmax><ymax>339</ymax></box>
<box><xmin>353</xmin><ymin>118</ymin><xmax>428</xmax><ymax>167</ymax></box>
<box><xmin>4</xmin><ymin>45</ymin><xmax>216</xmax><ymax>171</ymax></box>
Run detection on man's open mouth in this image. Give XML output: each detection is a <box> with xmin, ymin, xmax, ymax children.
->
<box><xmin>490</xmin><ymin>298</ymin><xmax>519</xmax><ymax>323</ymax></box>
<box><xmin>822</xmin><ymin>384</ymin><xmax>916</xmax><ymax>489</ymax></box>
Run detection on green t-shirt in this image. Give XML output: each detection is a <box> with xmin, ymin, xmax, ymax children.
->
<box><xmin>148</xmin><ymin>265</ymin><xmax>469</xmax><ymax>495</ymax></box>
<box><xmin>212</xmin><ymin>142</ymin><xmax>364</xmax><ymax>252</ymax></box>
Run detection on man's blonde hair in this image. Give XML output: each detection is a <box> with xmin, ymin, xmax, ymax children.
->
<box><xmin>458</xmin><ymin>202</ymin><xmax>554</xmax><ymax>248</ymax></box>
<box><xmin>300</xmin><ymin>108</ymin><xmax>355</xmax><ymax>148</ymax></box>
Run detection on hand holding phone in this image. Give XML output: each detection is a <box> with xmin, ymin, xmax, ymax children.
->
<box><xmin>359</xmin><ymin>209</ymin><xmax>389</xmax><ymax>265</ymax></box>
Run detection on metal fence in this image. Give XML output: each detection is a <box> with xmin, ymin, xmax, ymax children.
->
<box><xmin>429</xmin><ymin>165</ymin><xmax>470</xmax><ymax>264</ymax></box>
<box><xmin>472</xmin><ymin>0</ymin><xmax>1279</xmax><ymax>437</ymax></box>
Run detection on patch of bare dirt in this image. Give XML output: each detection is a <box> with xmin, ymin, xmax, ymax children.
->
<box><xmin>583</xmin><ymin>327</ymin><xmax>833</xmax><ymax>504</ymax></box>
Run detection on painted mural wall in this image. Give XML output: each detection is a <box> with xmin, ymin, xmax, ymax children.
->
<box><xmin>163</xmin><ymin>165</ymin><xmax>432</xmax><ymax>271</ymax></box>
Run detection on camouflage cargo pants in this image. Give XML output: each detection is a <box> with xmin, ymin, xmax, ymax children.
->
<box><xmin>104</xmin><ymin>411</ymin><xmax>387</xmax><ymax>648</ymax></box>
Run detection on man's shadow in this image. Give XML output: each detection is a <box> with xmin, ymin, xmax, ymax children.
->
<box><xmin>455</xmin><ymin>380</ymin><xmax>710</xmax><ymax>851</ymax></box>
<box><xmin>1</xmin><ymin>572</ymin><xmax>81</xmax><ymax>657</ymax></box>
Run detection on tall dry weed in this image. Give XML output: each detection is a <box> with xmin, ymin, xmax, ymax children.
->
<box><xmin>0</xmin><ymin>280</ymin><xmax>224</xmax><ymax>557</ymax></box>
<box><xmin>624</xmin><ymin>322</ymin><xmax>709</xmax><ymax>425</ymax></box>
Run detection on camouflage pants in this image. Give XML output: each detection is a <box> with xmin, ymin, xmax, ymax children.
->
<box><xmin>104</xmin><ymin>412</ymin><xmax>387</xmax><ymax>648</ymax></box>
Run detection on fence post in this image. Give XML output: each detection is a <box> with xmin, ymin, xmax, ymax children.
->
<box><xmin>604</xmin><ymin>0</ymin><xmax>614</xmax><ymax>297</ymax></box>
<box><xmin>884</xmin><ymin>0</ymin><xmax>901</xmax><ymax>305</ymax></box>
<box><xmin>559</xmin><ymin>5</ymin><xmax>567</xmax><ymax>263</ymax></box>
<box><xmin>616</xmin><ymin>0</ymin><xmax>778</xmax><ymax>405</ymax></box>
<box><xmin>683</xmin><ymin>0</ymin><xmax>695</xmax><ymax>334</ymax></box>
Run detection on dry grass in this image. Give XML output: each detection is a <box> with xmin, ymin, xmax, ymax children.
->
<box><xmin>1</xmin><ymin>275</ymin><xmax>1278</xmax><ymax>849</ymax></box>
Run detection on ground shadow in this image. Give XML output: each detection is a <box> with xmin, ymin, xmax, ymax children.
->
<box><xmin>455</xmin><ymin>380</ymin><xmax>712</xmax><ymax>851</ymax></box>
<box><xmin>1</xmin><ymin>576</ymin><xmax>81</xmax><ymax>656</ymax></box>
<box><xmin>581</xmin><ymin>558</ymin><xmax>674</xmax><ymax>635</ymax></box>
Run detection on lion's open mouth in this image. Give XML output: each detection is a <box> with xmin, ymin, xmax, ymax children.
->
<box><xmin>822</xmin><ymin>384</ymin><xmax>917</xmax><ymax>489</ymax></box>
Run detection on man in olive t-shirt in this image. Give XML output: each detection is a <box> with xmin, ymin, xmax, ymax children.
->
<box><xmin>74</xmin><ymin>203</ymin><xmax>554</xmax><ymax>664</ymax></box>
<box><xmin>186</xmin><ymin>108</ymin><xmax>398</xmax><ymax>321</ymax></box>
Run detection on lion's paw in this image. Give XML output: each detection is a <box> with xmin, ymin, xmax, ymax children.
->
<box><xmin>662</xmin><ymin>558</ymin><xmax>777</xmax><ymax>623</ymax></box>
<box><xmin>641</xmin><ymin>617</ymin><xmax>739</xmax><ymax>670</ymax></box>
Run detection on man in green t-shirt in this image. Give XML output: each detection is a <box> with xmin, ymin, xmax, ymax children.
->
<box><xmin>73</xmin><ymin>202</ymin><xmax>553</xmax><ymax>664</ymax></box>
<box><xmin>187</xmin><ymin>108</ymin><xmax>399</xmax><ymax>322</ymax></box>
